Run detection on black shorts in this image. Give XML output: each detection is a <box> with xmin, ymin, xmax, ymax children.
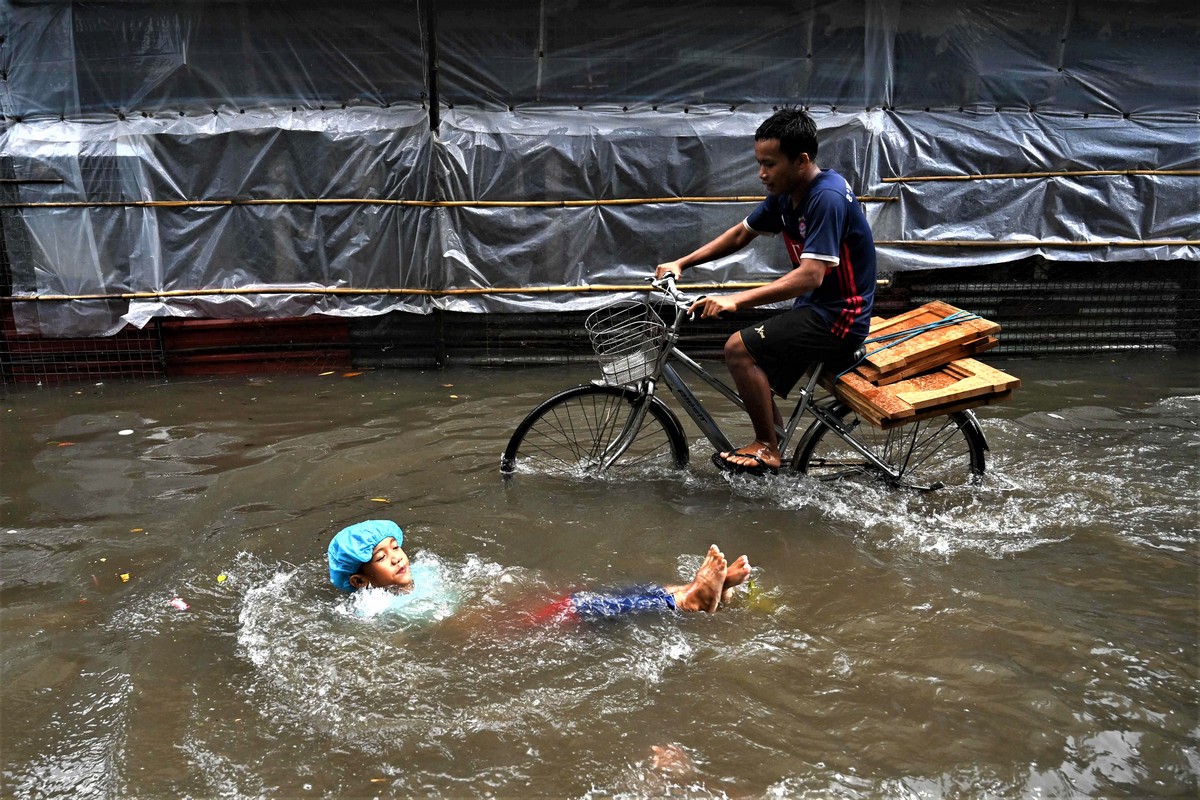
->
<box><xmin>739</xmin><ymin>306</ymin><xmax>864</xmax><ymax>398</ymax></box>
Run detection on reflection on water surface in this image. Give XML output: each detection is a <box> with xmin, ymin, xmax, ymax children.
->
<box><xmin>1</xmin><ymin>354</ymin><xmax>1197</xmax><ymax>798</ymax></box>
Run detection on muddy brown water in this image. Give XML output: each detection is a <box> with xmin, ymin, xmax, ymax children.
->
<box><xmin>1</xmin><ymin>353</ymin><xmax>1197</xmax><ymax>798</ymax></box>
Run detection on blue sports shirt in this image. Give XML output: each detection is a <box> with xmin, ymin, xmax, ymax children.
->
<box><xmin>744</xmin><ymin>168</ymin><xmax>877</xmax><ymax>340</ymax></box>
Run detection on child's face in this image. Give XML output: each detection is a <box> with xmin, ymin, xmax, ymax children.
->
<box><xmin>349</xmin><ymin>536</ymin><xmax>413</xmax><ymax>591</ymax></box>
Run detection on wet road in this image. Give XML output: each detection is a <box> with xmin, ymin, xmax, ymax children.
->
<box><xmin>1</xmin><ymin>353</ymin><xmax>1197</xmax><ymax>798</ymax></box>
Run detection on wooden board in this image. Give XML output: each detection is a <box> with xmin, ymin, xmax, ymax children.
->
<box><xmin>873</xmin><ymin>390</ymin><xmax>1015</xmax><ymax>430</ymax></box>
<box><xmin>832</xmin><ymin>370</ymin><xmax>915</xmax><ymax>423</ymax></box>
<box><xmin>827</xmin><ymin>357</ymin><xmax>1021</xmax><ymax>427</ymax></box>
<box><xmin>871</xmin><ymin>335</ymin><xmax>998</xmax><ymax>385</ymax></box>
<box><xmin>857</xmin><ymin>301</ymin><xmax>1001</xmax><ymax>383</ymax></box>
<box><xmin>891</xmin><ymin>358</ymin><xmax>1020</xmax><ymax>409</ymax></box>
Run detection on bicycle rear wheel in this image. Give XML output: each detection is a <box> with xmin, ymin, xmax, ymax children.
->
<box><xmin>792</xmin><ymin>401</ymin><xmax>986</xmax><ymax>490</ymax></box>
<box><xmin>501</xmin><ymin>384</ymin><xmax>689</xmax><ymax>477</ymax></box>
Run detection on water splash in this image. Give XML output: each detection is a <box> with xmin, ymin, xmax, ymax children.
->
<box><xmin>704</xmin><ymin>397</ymin><xmax>1199</xmax><ymax>560</ymax></box>
<box><xmin>230</xmin><ymin>550</ymin><xmax>737</xmax><ymax>759</ymax></box>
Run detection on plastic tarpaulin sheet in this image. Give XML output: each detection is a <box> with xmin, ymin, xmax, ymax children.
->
<box><xmin>433</xmin><ymin>106</ymin><xmax>1199</xmax><ymax>313</ymax></box>
<box><xmin>435</xmin><ymin>0</ymin><xmax>1199</xmax><ymax>116</ymax></box>
<box><xmin>9</xmin><ymin>0</ymin><xmax>1190</xmax><ymax>117</ymax></box>
<box><xmin>2</xmin><ymin>0</ymin><xmax>1197</xmax><ymax>336</ymax></box>
<box><xmin>3</xmin><ymin>108</ymin><xmax>439</xmax><ymax>334</ymax></box>
<box><xmin>2</xmin><ymin>1</ymin><xmax>427</xmax><ymax>119</ymax></box>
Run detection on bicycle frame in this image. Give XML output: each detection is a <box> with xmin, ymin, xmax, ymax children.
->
<box><xmin>657</xmin><ymin>348</ymin><xmax>906</xmax><ymax>480</ymax></box>
<box><xmin>597</xmin><ymin>278</ymin><xmax>913</xmax><ymax>481</ymax></box>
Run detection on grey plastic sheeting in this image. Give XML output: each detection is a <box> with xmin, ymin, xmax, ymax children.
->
<box><xmin>5</xmin><ymin>1</ymin><xmax>1196</xmax><ymax>117</ymax></box>
<box><xmin>2</xmin><ymin>1</ymin><xmax>1198</xmax><ymax>336</ymax></box>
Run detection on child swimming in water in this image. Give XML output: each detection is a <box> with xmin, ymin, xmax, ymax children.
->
<box><xmin>327</xmin><ymin>519</ymin><xmax>751</xmax><ymax>621</ymax></box>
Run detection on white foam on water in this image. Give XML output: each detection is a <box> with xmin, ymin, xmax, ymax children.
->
<box><xmin>701</xmin><ymin>397</ymin><xmax>1198</xmax><ymax>561</ymax></box>
<box><xmin>226</xmin><ymin>549</ymin><xmax>730</xmax><ymax>756</ymax></box>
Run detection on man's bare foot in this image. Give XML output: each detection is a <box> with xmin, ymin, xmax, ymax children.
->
<box><xmin>720</xmin><ymin>554</ymin><xmax>751</xmax><ymax>605</ymax></box>
<box><xmin>716</xmin><ymin>441</ymin><xmax>781</xmax><ymax>472</ymax></box>
<box><xmin>673</xmin><ymin>545</ymin><xmax>727</xmax><ymax>613</ymax></box>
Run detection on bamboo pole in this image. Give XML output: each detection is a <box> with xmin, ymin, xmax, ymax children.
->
<box><xmin>884</xmin><ymin>169</ymin><xmax>1200</xmax><ymax>183</ymax></box>
<box><xmin>874</xmin><ymin>239</ymin><xmax>1197</xmax><ymax>247</ymax></box>
<box><xmin>8</xmin><ymin>282</ymin><xmax>776</xmax><ymax>302</ymax></box>
<box><xmin>6</xmin><ymin>240</ymin><xmax>1191</xmax><ymax>303</ymax></box>
<box><xmin>0</xmin><ymin>194</ymin><xmax>896</xmax><ymax>210</ymax></box>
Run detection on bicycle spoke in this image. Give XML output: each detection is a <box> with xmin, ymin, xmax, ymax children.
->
<box><xmin>895</xmin><ymin>419</ymin><xmax>963</xmax><ymax>475</ymax></box>
<box><xmin>503</xmin><ymin>385</ymin><xmax>687</xmax><ymax>478</ymax></box>
<box><xmin>796</xmin><ymin>405</ymin><xmax>985</xmax><ymax>489</ymax></box>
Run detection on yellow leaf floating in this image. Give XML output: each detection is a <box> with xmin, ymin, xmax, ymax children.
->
<box><xmin>120</xmin><ymin>573</ymin><xmax>131</xmax><ymax>582</ymax></box>
<box><xmin>217</xmin><ymin>574</ymin><xmax>228</xmax><ymax>584</ymax></box>
<box><xmin>319</xmin><ymin>371</ymin><xmax>334</xmax><ymax>376</ymax></box>
<box><xmin>343</xmin><ymin>372</ymin><xmax>362</xmax><ymax>378</ymax></box>
<box><xmin>743</xmin><ymin>578</ymin><xmax>778</xmax><ymax>613</ymax></box>
<box><xmin>371</xmin><ymin>498</ymin><xmax>390</xmax><ymax>503</ymax></box>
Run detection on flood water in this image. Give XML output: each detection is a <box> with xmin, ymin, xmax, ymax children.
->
<box><xmin>1</xmin><ymin>353</ymin><xmax>1197</xmax><ymax>798</ymax></box>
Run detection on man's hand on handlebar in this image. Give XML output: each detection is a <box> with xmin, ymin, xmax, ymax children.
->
<box><xmin>654</xmin><ymin>261</ymin><xmax>684</xmax><ymax>281</ymax></box>
<box><xmin>650</xmin><ymin>265</ymin><xmax>732</xmax><ymax>318</ymax></box>
<box><xmin>688</xmin><ymin>294</ymin><xmax>738</xmax><ymax>319</ymax></box>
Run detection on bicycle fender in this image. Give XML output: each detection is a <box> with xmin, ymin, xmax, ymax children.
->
<box><xmin>645</xmin><ymin>394</ymin><xmax>688</xmax><ymax>466</ymax></box>
<box><xmin>600</xmin><ymin>384</ymin><xmax>689</xmax><ymax>468</ymax></box>
<box><xmin>959</xmin><ymin>408</ymin><xmax>990</xmax><ymax>452</ymax></box>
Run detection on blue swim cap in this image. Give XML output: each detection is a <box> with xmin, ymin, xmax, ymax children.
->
<box><xmin>328</xmin><ymin>519</ymin><xmax>404</xmax><ymax>592</ymax></box>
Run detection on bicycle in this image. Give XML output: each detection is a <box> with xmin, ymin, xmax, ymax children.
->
<box><xmin>500</xmin><ymin>276</ymin><xmax>988</xmax><ymax>490</ymax></box>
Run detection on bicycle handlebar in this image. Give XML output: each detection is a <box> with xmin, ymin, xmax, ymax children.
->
<box><xmin>649</xmin><ymin>275</ymin><xmax>706</xmax><ymax>316</ymax></box>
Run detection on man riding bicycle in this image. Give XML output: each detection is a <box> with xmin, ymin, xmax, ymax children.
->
<box><xmin>655</xmin><ymin>108</ymin><xmax>877</xmax><ymax>476</ymax></box>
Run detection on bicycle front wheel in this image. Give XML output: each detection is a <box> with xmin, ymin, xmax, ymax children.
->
<box><xmin>793</xmin><ymin>402</ymin><xmax>986</xmax><ymax>490</ymax></box>
<box><xmin>501</xmin><ymin>384</ymin><xmax>689</xmax><ymax>478</ymax></box>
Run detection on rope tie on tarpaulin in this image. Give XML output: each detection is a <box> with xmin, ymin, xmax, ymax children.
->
<box><xmin>835</xmin><ymin>310</ymin><xmax>982</xmax><ymax>380</ymax></box>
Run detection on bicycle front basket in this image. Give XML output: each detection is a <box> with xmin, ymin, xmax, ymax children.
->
<box><xmin>585</xmin><ymin>298</ymin><xmax>667</xmax><ymax>384</ymax></box>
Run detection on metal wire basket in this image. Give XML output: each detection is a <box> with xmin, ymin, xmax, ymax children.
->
<box><xmin>585</xmin><ymin>298</ymin><xmax>668</xmax><ymax>384</ymax></box>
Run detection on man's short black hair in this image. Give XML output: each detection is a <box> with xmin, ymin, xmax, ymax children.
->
<box><xmin>754</xmin><ymin>108</ymin><xmax>818</xmax><ymax>161</ymax></box>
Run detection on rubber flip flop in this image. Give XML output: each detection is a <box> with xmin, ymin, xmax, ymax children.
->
<box><xmin>711</xmin><ymin>451</ymin><xmax>779</xmax><ymax>476</ymax></box>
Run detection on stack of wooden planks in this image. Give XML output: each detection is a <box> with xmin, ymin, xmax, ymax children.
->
<box><xmin>825</xmin><ymin>301</ymin><xmax>1021</xmax><ymax>429</ymax></box>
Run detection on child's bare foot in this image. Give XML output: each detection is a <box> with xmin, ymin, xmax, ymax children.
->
<box><xmin>673</xmin><ymin>545</ymin><xmax>727</xmax><ymax>613</ymax></box>
<box><xmin>724</xmin><ymin>555</ymin><xmax>751</xmax><ymax>590</ymax></box>
<box><xmin>650</xmin><ymin>743</ymin><xmax>695</xmax><ymax>776</ymax></box>
<box><xmin>720</xmin><ymin>554</ymin><xmax>751</xmax><ymax>604</ymax></box>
